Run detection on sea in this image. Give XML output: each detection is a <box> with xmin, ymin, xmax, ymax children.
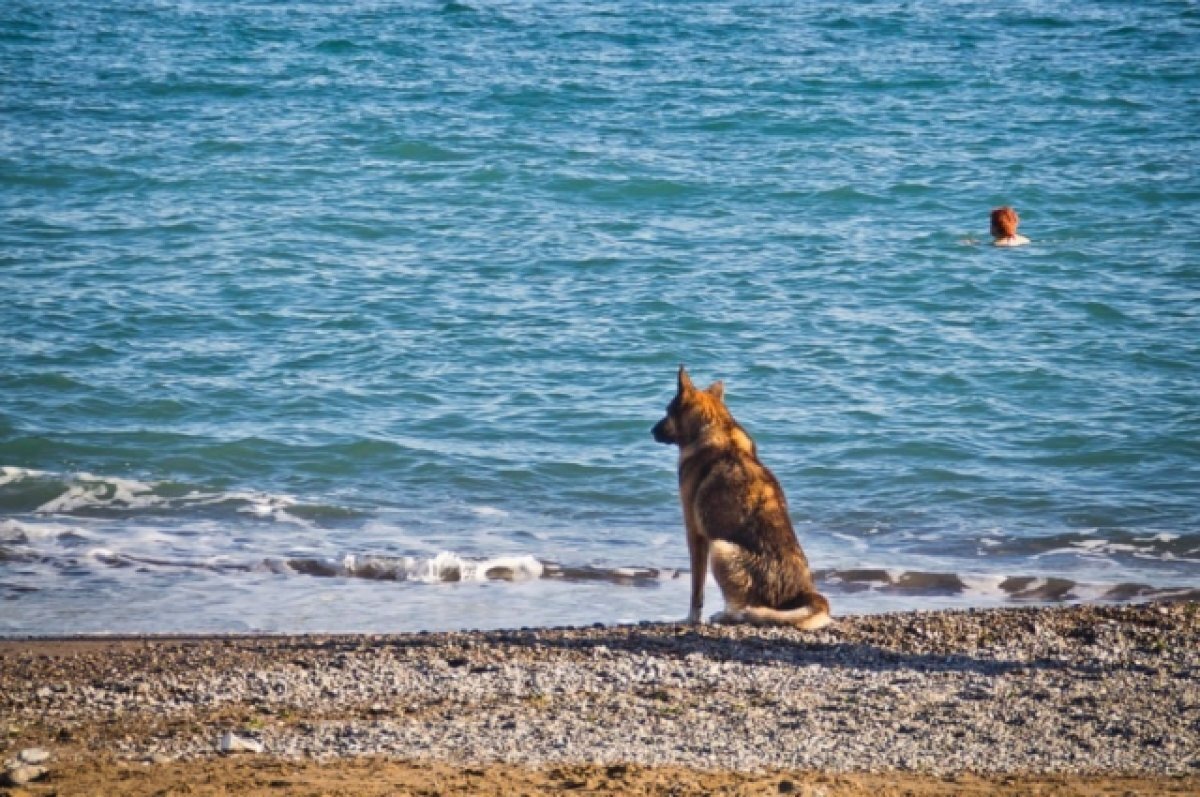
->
<box><xmin>2</xmin><ymin>1</ymin><xmax>1198</xmax><ymax>635</ymax></box>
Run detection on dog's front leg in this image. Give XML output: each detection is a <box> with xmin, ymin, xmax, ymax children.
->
<box><xmin>686</xmin><ymin>527</ymin><xmax>709</xmax><ymax>624</ymax></box>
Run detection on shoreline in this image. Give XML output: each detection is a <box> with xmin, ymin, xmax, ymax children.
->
<box><xmin>3</xmin><ymin>602</ymin><xmax>1198</xmax><ymax>795</ymax></box>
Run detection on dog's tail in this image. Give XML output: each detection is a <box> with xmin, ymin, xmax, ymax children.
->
<box><xmin>742</xmin><ymin>592</ymin><xmax>833</xmax><ymax>631</ymax></box>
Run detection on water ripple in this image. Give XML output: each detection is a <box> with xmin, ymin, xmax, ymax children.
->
<box><xmin>2</xmin><ymin>0</ymin><xmax>1197</xmax><ymax>632</ymax></box>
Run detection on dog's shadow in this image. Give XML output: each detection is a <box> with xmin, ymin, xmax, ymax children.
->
<box><xmin>394</xmin><ymin>620</ymin><xmax>1102</xmax><ymax>679</ymax></box>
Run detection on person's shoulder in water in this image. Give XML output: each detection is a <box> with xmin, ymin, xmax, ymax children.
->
<box><xmin>990</xmin><ymin>206</ymin><xmax>1030</xmax><ymax>247</ymax></box>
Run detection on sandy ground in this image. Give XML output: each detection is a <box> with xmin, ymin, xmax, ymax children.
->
<box><xmin>3</xmin><ymin>602</ymin><xmax>1198</xmax><ymax>796</ymax></box>
<box><xmin>13</xmin><ymin>756</ymin><xmax>1200</xmax><ymax>796</ymax></box>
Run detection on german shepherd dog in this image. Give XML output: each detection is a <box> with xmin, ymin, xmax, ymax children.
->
<box><xmin>652</xmin><ymin>366</ymin><xmax>831</xmax><ymax>629</ymax></box>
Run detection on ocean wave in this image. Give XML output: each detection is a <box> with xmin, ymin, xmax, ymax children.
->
<box><xmin>980</xmin><ymin>529</ymin><xmax>1200</xmax><ymax>563</ymax></box>
<box><xmin>0</xmin><ymin>518</ymin><xmax>94</xmax><ymax>545</ymax></box>
<box><xmin>283</xmin><ymin>552</ymin><xmax>545</xmax><ymax>583</ymax></box>
<box><xmin>817</xmin><ymin>568</ymin><xmax>1198</xmax><ymax>604</ymax></box>
<box><xmin>59</xmin><ymin>545</ymin><xmax>1199</xmax><ymax>605</ymax></box>
<box><xmin>0</xmin><ymin>466</ymin><xmax>354</xmax><ymax>526</ymax></box>
<box><xmin>73</xmin><ymin>549</ymin><xmax>545</xmax><ymax>584</ymax></box>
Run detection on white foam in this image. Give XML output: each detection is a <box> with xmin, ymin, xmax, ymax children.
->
<box><xmin>469</xmin><ymin>505</ymin><xmax>509</xmax><ymax>518</ymax></box>
<box><xmin>1136</xmin><ymin>532</ymin><xmax>1179</xmax><ymax>543</ymax></box>
<box><xmin>35</xmin><ymin>473</ymin><xmax>160</xmax><ymax>513</ymax></box>
<box><xmin>227</xmin><ymin>492</ymin><xmax>313</xmax><ymax>527</ymax></box>
<box><xmin>234</xmin><ymin>492</ymin><xmax>297</xmax><ymax>517</ymax></box>
<box><xmin>0</xmin><ymin>518</ymin><xmax>93</xmax><ymax>543</ymax></box>
<box><xmin>0</xmin><ymin>466</ymin><xmax>48</xmax><ymax>486</ymax></box>
<box><xmin>0</xmin><ymin>519</ymin><xmax>30</xmax><ymax>543</ymax></box>
<box><xmin>339</xmin><ymin>552</ymin><xmax>544</xmax><ymax>583</ymax></box>
<box><xmin>958</xmin><ymin>574</ymin><xmax>1008</xmax><ymax>598</ymax></box>
<box><xmin>1073</xmin><ymin>539</ymin><xmax>1108</xmax><ymax>551</ymax></box>
<box><xmin>424</xmin><ymin>552</ymin><xmax>543</xmax><ymax>583</ymax></box>
<box><xmin>24</xmin><ymin>469</ymin><xmax>317</xmax><ymax>530</ymax></box>
<box><xmin>1036</xmin><ymin>544</ymin><xmax>1100</xmax><ymax>559</ymax></box>
<box><xmin>127</xmin><ymin>527</ymin><xmax>179</xmax><ymax>547</ymax></box>
<box><xmin>1068</xmin><ymin>582</ymin><xmax>1112</xmax><ymax>601</ymax></box>
<box><xmin>1065</xmin><ymin>540</ymin><xmax>1141</xmax><ymax>557</ymax></box>
<box><xmin>830</xmin><ymin>532</ymin><xmax>869</xmax><ymax>552</ymax></box>
<box><xmin>824</xmin><ymin>568</ymin><xmax>901</xmax><ymax>586</ymax></box>
<box><xmin>169</xmin><ymin>488</ymin><xmax>315</xmax><ymax>527</ymax></box>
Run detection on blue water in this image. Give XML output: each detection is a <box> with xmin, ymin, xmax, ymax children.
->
<box><xmin>2</xmin><ymin>1</ymin><xmax>1198</xmax><ymax>634</ymax></box>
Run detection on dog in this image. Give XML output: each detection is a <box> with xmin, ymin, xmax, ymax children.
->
<box><xmin>652</xmin><ymin>366</ymin><xmax>831</xmax><ymax>630</ymax></box>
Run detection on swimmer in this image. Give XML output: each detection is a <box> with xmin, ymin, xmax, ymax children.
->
<box><xmin>990</xmin><ymin>206</ymin><xmax>1030</xmax><ymax>247</ymax></box>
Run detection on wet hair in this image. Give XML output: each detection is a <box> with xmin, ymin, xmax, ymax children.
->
<box><xmin>990</xmin><ymin>206</ymin><xmax>1020</xmax><ymax>238</ymax></box>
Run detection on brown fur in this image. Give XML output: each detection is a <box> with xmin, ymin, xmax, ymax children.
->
<box><xmin>652</xmin><ymin>366</ymin><xmax>831</xmax><ymax>630</ymax></box>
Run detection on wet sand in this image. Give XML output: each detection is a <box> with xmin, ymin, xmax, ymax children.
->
<box><xmin>3</xmin><ymin>602</ymin><xmax>1198</xmax><ymax>795</ymax></box>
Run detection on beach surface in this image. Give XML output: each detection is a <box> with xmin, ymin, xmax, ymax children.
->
<box><xmin>3</xmin><ymin>602</ymin><xmax>1198</xmax><ymax>795</ymax></box>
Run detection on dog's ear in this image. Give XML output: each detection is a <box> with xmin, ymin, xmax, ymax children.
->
<box><xmin>707</xmin><ymin>381</ymin><xmax>724</xmax><ymax>401</ymax></box>
<box><xmin>677</xmin><ymin>365</ymin><xmax>694</xmax><ymax>393</ymax></box>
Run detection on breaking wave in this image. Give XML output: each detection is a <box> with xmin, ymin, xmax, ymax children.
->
<box><xmin>279</xmin><ymin>552</ymin><xmax>545</xmax><ymax>583</ymax></box>
<box><xmin>2</xmin><ymin>467</ymin><xmax>1196</xmax><ymax>634</ymax></box>
<box><xmin>23</xmin><ymin>541</ymin><xmax>1197</xmax><ymax>605</ymax></box>
<box><xmin>817</xmin><ymin>568</ymin><xmax>1199</xmax><ymax>604</ymax></box>
<box><xmin>0</xmin><ymin>466</ymin><xmax>357</xmax><ymax>525</ymax></box>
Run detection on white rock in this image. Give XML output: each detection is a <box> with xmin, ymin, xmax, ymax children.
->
<box><xmin>18</xmin><ymin>747</ymin><xmax>51</xmax><ymax>764</ymax></box>
<box><xmin>218</xmin><ymin>731</ymin><xmax>264</xmax><ymax>754</ymax></box>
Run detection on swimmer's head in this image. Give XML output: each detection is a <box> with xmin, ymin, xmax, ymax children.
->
<box><xmin>990</xmin><ymin>206</ymin><xmax>1020</xmax><ymax>238</ymax></box>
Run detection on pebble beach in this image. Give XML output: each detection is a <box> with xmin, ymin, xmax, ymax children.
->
<box><xmin>3</xmin><ymin>602</ymin><xmax>1198</xmax><ymax>795</ymax></box>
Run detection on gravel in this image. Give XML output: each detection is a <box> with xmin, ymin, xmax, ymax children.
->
<box><xmin>2</xmin><ymin>602</ymin><xmax>1197</xmax><ymax>776</ymax></box>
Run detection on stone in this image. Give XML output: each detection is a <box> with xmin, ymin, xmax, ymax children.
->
<box><xmin>218</xmin><ymin>731</ymin><xmax>264</xmax><ymax>754</ymax></box>
<box><xmin>17</xmin><ymin>748</ymin><xmax>50</xmax><ymax>765</ymax></box>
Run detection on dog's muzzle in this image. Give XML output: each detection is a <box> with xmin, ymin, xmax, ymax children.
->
<box><xmin>651</xmin><ymin>419</ymin><xmax>675</xmax><ymax>444</ymax></box>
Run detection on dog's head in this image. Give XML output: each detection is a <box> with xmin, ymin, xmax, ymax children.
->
<box><xmin>651</xmin><ymin>366</ymin><xmax>729</xmax><ymax>447</ymax></box>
